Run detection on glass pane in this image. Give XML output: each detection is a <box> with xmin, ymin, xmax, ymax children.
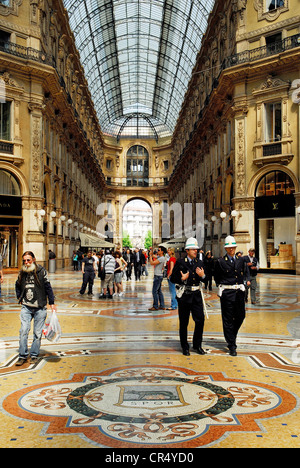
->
<box><xmin>63</xmin><ymin>0</ymin><xmax>215</xmax><ymax>138</ymax></box>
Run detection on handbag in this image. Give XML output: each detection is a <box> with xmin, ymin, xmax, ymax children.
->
<box><xmin>43</xmin><ymin>310</ymin><xmax>61</xmax><ymax>343</ymax></box>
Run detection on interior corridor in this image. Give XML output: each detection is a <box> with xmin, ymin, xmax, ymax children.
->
<box><xmin>0</xmin><ymin>267</ymin><xmax>300</xmax><ymax>448</ymax></box>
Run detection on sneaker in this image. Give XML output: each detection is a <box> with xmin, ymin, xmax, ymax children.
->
<box><xmin>30</xmin><ymin>356</ymin><xmax>39</xmax><ymax>364</ymax></box>
<box><xmin>15</xmin><ymin>357</ymin><xmax>27</xmax><ymax>366</ymax></box>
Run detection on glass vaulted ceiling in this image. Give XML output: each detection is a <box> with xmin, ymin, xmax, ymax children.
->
<box><xmin>63</xmin><ymin>0</ymin><xmax>215</xmax><ymax>140</ymax></box>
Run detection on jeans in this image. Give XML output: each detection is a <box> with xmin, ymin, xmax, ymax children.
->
<box><xmin>168</xmin><ymin>279</ymin><xmax>178</xmax><ymax>309</ymax></box>
<box><xmin>80</xmin><ymin>271</ymin><xmax>95</xmax><ymax>294</ymax></box>
<box><xmin>19</xmin><ymin>305</ymin><xmax>47</xmax><ymax>358</ymax></box>
<box><xmin>152</xmin><ymin>275</ymin><xmax>165</xmax><ymax>309</ymax></box>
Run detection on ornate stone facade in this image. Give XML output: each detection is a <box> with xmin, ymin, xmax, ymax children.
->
<box><xmin>0</xmin><ymin>0</ymin><xmax>299</xmax><ymax>273</ymax></box>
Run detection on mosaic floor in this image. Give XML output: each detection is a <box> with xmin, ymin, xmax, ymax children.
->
<box><xmin>0</xmin><ymin>267</ymin><xmax>300</xmax><ymax>449</ymax></box>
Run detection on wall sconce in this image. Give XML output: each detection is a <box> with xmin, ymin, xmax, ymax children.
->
<box><xmin>73</xmin><ymin>222</ymin><xmax>78</xmax><ymax>227</ymax></box>
<box><xmin>230</xmin><ymin>210</ymin><xmax>242</xmax><ymax>220</ymax></box>
<box><xmin>60</xmin><ymin>215</ymin><xmax>66</xmax><ymax>222</ymax></box>
<box><xmin>79</xmin><ymin>224</ymin><xmax>83</xmax><ymax>229</ymax></box>
<box><xmin>67</xmin><ymin>219</ymin><xmax>73</xmax><ymax>225</ymax></box>
<box><xmin>211</xmin><ymin>215</ymin><xmax>217</xmax><ymax>222</ymax></box>
<box><xmin>50</xmin><ymin>211</ymin><xmax>56</xmax><ymax>218</ymax></box>
<box><xmin>39</xmin><ymin>209</ymin><xmax>46</xmax><ymax>217</ymax></box>
<box><xmin>220</xmin><ymin>211</ymin><xmax>227</xmax><ymax>219</ymax></box>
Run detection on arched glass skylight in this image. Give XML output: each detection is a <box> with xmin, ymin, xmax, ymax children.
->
<box><xmin>63</xmin><ymin>0</ymin><xmax>215</xmax><ymax>139</ymax></box>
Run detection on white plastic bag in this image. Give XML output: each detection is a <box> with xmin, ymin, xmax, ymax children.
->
<box><xmin>43</xmin><ymin>310</ymin><xmax>62</xmax><ymax>343</ymax></box>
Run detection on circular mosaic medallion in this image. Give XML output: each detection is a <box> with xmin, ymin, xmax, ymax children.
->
<box><xmin>2</xmin><ymin>366</ymin><xmax>297</xmax><ymax>448</ymax></box>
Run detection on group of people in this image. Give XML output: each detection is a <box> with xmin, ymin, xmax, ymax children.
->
<box><xmin>75</xmin><ymin>247</ymin><xmax>152</xmax><ymax>298</ymax></box>
<box><xmin>13</xmin><ymin>236</ymin><xmax>259</xmax><ymax>366</ymax></box>
<box><xmin>170</xmin><ymin>236</ymin><xmax>259</xmax><ymax>357</ymax></box>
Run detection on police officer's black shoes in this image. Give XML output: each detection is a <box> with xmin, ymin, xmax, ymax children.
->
<box><xmin>193</xmin><ymin>347</ymin><xmax>206</xmax><ymax>355</ymax></box>
<box><xmin>182</xmin><ymin>349</ymin><xmax>190</xmax><ymax>356</ymax></box>
<box><xmin>229</xmin><ymin>348</ymin><xmax>237</xmax><ymax>356</ymax></box>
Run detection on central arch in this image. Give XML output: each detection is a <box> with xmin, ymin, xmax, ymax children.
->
<box><xmin>122</xmin><ymin>198</ymin><xmax>153</xmax><ymax>249</ymax></box>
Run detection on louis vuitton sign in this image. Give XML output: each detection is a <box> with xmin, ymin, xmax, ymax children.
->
<box><xmin>255</xmin><ymin>194</ymin><xmax>295</xmax><ymax>219</ymax></box>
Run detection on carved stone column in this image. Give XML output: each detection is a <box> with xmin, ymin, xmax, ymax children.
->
<box><xmin>232</xmin><ymin>100</ymin><xmax>253</xmax><ymax>252</ymax></box>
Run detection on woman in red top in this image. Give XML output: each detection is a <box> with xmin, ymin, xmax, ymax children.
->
<box><xmin>167</xmin><ymin>248</ymin><xmax>178</xmax><ymax>310</ymax></box>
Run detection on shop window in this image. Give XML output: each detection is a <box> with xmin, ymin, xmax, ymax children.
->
<box><xmin>0</xmin><ymin>170</ymin><xmax>20</xmax><ymax>195</ymax></box>
<box><xmin>256</xmin><ymin>171</ymin><xmax>295</xmax><ymax>197</ymax></box>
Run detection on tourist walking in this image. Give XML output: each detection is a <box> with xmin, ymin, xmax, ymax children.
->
<box><xmin>79</xmin><ymin>250</ymin><xmax>97</xmax><ymax>295</ymax></box>
<box><xmin>170</xmin><ymin>238</ymin><xmax>206</xmax><ymax>356</ymax></box>
<box><xmin>166</xmin><ymin>247</ymin><xmax>177</xmax><ymax>310</ymax></box>
<box><xmin>244</xmin><ymin>248</ymin><xmax>259</xmax><ymax>304</ymax></box>
<box><xmin>214</xmin><ymin>236</ymin><xmax>250</xmax><ymax>356</ymax></box>
<box><xmin>114</xmin><ymin>251</ymin><xmax>127</xmax><ymax>296</ymax></box>
<box><xmin>15</xmin><ymin>251</ymin><xmax>56</xmax><ymax>365</ymax></box>
<box><xmin>123</xmin><ymin>248</ymin><xmax>134</xmax><ymax>280</ymax></box>
<box><xmin>100</xmin><ymin>249</ymin><xmax>115</xmax><ymax>299</ymax></box>
<box><xmin>148</xmin><ymin>246</ymin><xmax>166</xmax><ymax>311</ymax></box>
<box><xmin>203</xmin><ymin>250</ymin><xmax>214</xmax><ymax>291</ymax></box>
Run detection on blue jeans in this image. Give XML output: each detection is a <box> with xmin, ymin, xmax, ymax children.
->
<box><xmin>152</xmin><ymin>275</ymin><xmax>165</xmax><ymax>309</ymax></box>
<box><xmin>168</xmin><ymin>279</ymin><xmax>178</xmax><ymax>309</ymax></box>
<box><xmin>19</xmin><ymin>305</ymin><xmax>47</xmax><ymax>358</ymax></box>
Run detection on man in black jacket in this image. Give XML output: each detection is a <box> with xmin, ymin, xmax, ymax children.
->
<box><xmin>214</xmin><ymin>236</ymin><xmax>250</xmax><ymax>356</ymax></box>
<box><xmin>133</xmin><ymin>248</ymin><xmax>146</xmax><ymax>281</ymax></box>
<box><xmin>15</xmin><ymin>251</ymin><xmax>56</xmax><ymax>366</ymax></box>
<box><xmin>170</xmin><ymin>237</ymin><xmax>206</xmax><ymax>356</ymax></box>
<box><xmin>244</xmin><ymin>248</ymin><xmax>259</xmax><ymax>304</ymax></box>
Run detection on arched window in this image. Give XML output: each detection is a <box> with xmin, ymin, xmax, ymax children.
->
<box><xmin>256</xmin><ymin>171</ymin><xmax>295</xmax><ymax>197</ymax></box>
<box><xmin>126</xmin><ymin>145</ymin><xmax>149</xmax><ymax>187</ymax></box>
<box><xmin>0</xmin><ymin>170</ymin><xmax>21</xmax><ymax>195</ymax></box>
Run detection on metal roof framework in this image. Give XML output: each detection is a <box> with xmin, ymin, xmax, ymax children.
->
<box><xmin>63</xmin><ymin>0</ymin><xmax>215</xmax><ymax>139</ymax></box>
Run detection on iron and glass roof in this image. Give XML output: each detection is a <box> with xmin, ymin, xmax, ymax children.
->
<box><xmin>63</xmin><ymin>0</ymin><xmax>215</xmax><ymax>140</ymax></box>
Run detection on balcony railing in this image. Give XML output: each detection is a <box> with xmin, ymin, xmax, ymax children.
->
<box><xmin>0</xmin><ymin>141</ymin><xmax>13</xmax><ymax>154</ymax></box>
<box><xmin>263</xmin><ymin>142</ymin><xmax>282</xmax><ymax>156</ymax></box>
<box><xmin>224</xmin><ymin>33</ymin><xmax>300</xmax><ymax>69</ymax></box>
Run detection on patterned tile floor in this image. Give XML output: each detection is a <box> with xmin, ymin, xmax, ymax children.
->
<box><xmin>0</xmin><ymin>267</ymin><xmax>300</xmax><ymax>448</ymax></box>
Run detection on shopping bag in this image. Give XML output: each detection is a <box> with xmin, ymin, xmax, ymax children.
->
<box><xmin>43</xmin><ymin>310</ymin><xmax>62</xmax><ymax>343</ymax></box>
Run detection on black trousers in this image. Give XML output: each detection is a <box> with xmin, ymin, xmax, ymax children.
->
<box><xmin>220</xmin><ymin>289</ymin><xmax>246</xmax><ymax>350</ymax></box>
<box><xmin>80</xmin><ymin>271</ymin><xmax>95</xmax><ymax>294</ymax></box>
<box><xmin>178</xmin><ymin>293</ymin><xmax>205</xmax><ymax>351</ymax></box>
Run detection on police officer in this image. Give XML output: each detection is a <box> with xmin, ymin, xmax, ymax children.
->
<box><xmin>214</xmin><ymin>236</ymin><xmax>250</xmax><ymax>356</ymax></box>
<box><xmin>170</xmin><ymin>237</ymin><xmax>206</xmax><ymax>356</ymax></box>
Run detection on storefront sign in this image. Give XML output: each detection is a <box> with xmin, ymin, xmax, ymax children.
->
<box><xmin>255</xmin><ymin>194</ymin><xmax>295</xmax><ymax>219</ymax></box>
<box><xmin>0</xmin><ymin>195</ymin><xmax>22</xmax><ymax>217</ymax></box>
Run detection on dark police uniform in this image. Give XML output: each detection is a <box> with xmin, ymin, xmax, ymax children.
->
<box><xmin>214</xmin><ymin>254</ymin><xmax>250</xmax><ymax>354</ymax></box>
<box><xmin>170</xmin><ymin>256</ymin><xmax>206</xmax><ymax>353</ymax></box>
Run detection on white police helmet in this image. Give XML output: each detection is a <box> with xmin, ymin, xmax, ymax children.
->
<box><xmin>185</xmin><ymin>237</ymin><xmax>200</xmax><ymax>250</ymax></box>
<box><xmin>224</xmin><ymin>235</ymin><xmax>237</xmax><ymax>248</ymax></box>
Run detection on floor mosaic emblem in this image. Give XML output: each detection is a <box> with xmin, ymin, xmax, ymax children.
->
<box><xmin>2</xmin><ymin>366</ymin><xmax>297</xmax><ymax>448</ymax></box>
